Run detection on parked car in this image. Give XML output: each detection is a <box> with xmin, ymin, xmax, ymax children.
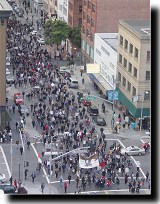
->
<box><xmin>96</xmin><ymin>117</ymin><xmax>106</xmax><ymax>126</ymax></box>
<box><xmin>0</xmin><ymin>185</ymin><xmax>16</xmax><ymax>194</ymax></box>
<box><xmin>37</xmin><ymin>37</ymin><xmax>45</xmax><ymax>45</ymax></box>
<box><xmin>87</xmin><ymin>106</ymin><xmax>99</xmax><ymax>116</ymax></box>
<box><xmin>59</xmin><ymin>66</ymin><xmax>70</xmax><ymax>74</ymax></box>
<box><xmin>6</xmin><ymin>69</ymin><xmax>11</xmax><ymax>76</ymax></box>
<box><xmin>121</xmin><ymin>146</ymin><xmax>145</xmax><ymax>156</ymax></box>
<box><xmin>81</xmin><ymin>99</ymin><xmax>92</xmax><ymax>106</ymax></box>
<box><xmin>68</xmin><ymin>78</ymin><xmax>79</xmax><ymax>89</ymax></box>
<box><xmin>18</xmin><ymin>104</ymin><xmax>30</xmax><ymax>116</ymax></box>
<box><xmin>0</xmin><ymin>174</ymin><xmax>6</xmax><ymax>183</ymax></box>
<box><xmin>6</xmin><ymin>74</ymin><xmax>15</xmax><ymax>84</ymax></box>
<box><xmin>14</xmin><ymin>93</ymin><xmax>24</xmax><ymax>105</ymax></box>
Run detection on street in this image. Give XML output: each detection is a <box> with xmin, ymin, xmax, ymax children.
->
<box><xmin>0</xmin><ymin>0</ymin><xmax>151</xmax><ymax>195</ymax></box>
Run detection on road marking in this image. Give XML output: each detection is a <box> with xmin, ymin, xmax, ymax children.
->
<box><xmin>0</xmin><ymin>145</ymin><xmax>11</xmax><ymax>177</ymax></box>
<box><xmin>31</xmin><ymin>143</ymin><xmax>50</xmax><ymax>183</ymax></box>
<box><xmin>140</xmin><ymin>139</ymin><xmax>145</xmax><ymax>143</ymax></box>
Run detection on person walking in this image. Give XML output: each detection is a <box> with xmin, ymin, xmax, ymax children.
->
<box><xmin>59</xmin><ymin>175</ymin><xmax>63</xmax><ymax>187</ymax></box>
<box><xmin>146</xmin><ymin>171</ymin><xmax>149</xmax><ymax>182</ymax></box>
<box><xmin>64</xmin><ymin>181</ymin><xmax>68</xmax><ymax>193</ymax></box>
<box><xmin>76</xmin><ymin>176</ymin><xmax>80</xmax><ymax>188</ymax></box>
<box><xmin>9</xmin><ymin>176</ymin><xmax>13</xmax><ymax>185</ymax></box>
<box><xmin>82</xmin><ymin>78</ymin><xmax>84</xmax><ymax>84</ymax></box>
<box><xmin>31</xmin><ymin>172</ymin><xmax>36</xmax><ymax>183</ymax></box>
<box><xmin>27</xmin><ymin>140</ymin><xmax>30</xmax><ymax>150</ymax></box>
<box><xmin>20</xmin><ymin>146</ymin><xmax>23</xmax><ymax>155</ymax></box>
<box><xmin>68</xmin><ymin>174</ymin><xmax>72</xmax><ymax>184</ymax></box>
<box><xmin>116</xmin><ymin>177</ymin><xmax>120</xmax><ymax>189</ymax></box>
<box><xmin>13</xmin><ymin>179</ymin><xmax>17</xmax><ymax>189</ymax></box>
<box><xmin>41</xmin><ymin>182</ymin><xmax>45</xmax><ymax>193</ymax></box>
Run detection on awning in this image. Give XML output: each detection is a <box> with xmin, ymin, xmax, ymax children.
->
<box><xmin>116</xmin><ymin>87</ymin><xmax>150</xmax><ymax>118</ymax></box>
<box><xmin>93</xmin><ymin>74</ymin><xmax>113</xmax><ymax>96</ymax></box>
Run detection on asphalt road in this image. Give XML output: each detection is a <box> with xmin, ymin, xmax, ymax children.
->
<box><xmin>0</xmin><ymin>2</ymin><xmax>151</xmax><ymax>195</ymax></box>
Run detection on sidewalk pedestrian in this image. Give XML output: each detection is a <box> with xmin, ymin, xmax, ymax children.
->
<box><xmin>9</xmin><ymin>176</ymin><xmax>13</xmax><ymax>185</ymax></box>
<box><xmin>27</xmin><ymin>140</ymin><xmax>30</xmax><ymax>150</ymax></box>
<box><xmin>82</xmin><ymin>78</ymin><xmax>84</xmax><ymax>84</ymax></box>
<box><xmin>13</xmin><ymin>179</ymin><xmax>17</xmax><ymax>189</ymax></box>
<box><xmin>31</xmin><ymin>172</ymin><xmax>36</xmax><ymax>183</ymax></box>
<box><xmin>64</xmin><ymin>181</ymin><xmax>68</xmax><ymax>193</ymax></box>
<box><xmin>41</xmin><ymin>182</ymin><xmax>45</xmax><ymax>193</ymax></box>
<box><xmin>68</xmin><ymin>174</ymin><xmax>71</xmax><ymax>184</ymax></box>
<box><xmin>76</xmin><ymin>176</ymin><xmax>80</xmax><ymax>188</ymax></box>
<box><xmin>146</xmin><ymin>171</ymin><xmax>149</xmax><ymax>182</ymax></box>
<box><xmin>20</xmin><ymin>146</ymin><xmax>23</xmax><ymax>155</ymax></box>
<box><xmin>59</xmin><ymin>175</ymin><xmax>63</xmax><ymax>187</ymax></box>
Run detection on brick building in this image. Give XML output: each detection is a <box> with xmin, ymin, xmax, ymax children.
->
<box><xmin>81</xmin><ymin>0</ymin><xmax>150</xmax><ymax>65</ymax></box>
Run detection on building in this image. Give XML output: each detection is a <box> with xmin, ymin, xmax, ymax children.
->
<box><xmin>81</xmin><ymin>0</ymin><xmax>150</xmax><ymax>65</ymax></box>
<box><xmin>67</xmin><ymin>0</ymin><xmax>82</xmax><ymax>55</ymax></box>
<box><xmin>57</xmin><ymin>0</ymin><xmax>68</xmax><ymax>23</ymax></box>
<box><xmin>0</xmin><ymin>0</ymin><xmax>12</xmax><ymax>128</ymax></box>
<box><xmin>116</xmin><ymin>19</ymin><xmax>150</xmax><ymax>125</ymax></box>
<box><xmin>89</xmin><ymin>33</ymin><xmax>118</xmax><ymax>98</ymax></box>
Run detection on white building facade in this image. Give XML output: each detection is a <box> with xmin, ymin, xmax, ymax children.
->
<box><xmin>57</xmin><ymin>0</ymin><xmax>68</xmax><ymax>23</ymax></box>
<box><xmin>94</xmin><ymin>33</ymin><xmax>118</xmax><ymax>90</ymax></box>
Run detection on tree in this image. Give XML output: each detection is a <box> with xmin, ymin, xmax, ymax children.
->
<box><xmin>68</xmin><ymin>27</ymin><xmax>81</xmax><ymax>49</ymax></box>
<box><xmin>44</xmin><ymin>19</ymin><xmax>70</xmax><ymax>47</ymax></box>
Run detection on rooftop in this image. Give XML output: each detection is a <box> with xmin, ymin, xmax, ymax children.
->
<box><xmin>0</xmin><ymin>0</ymin><xmax>12</xmax><ymax>17</ymax></box>
<box><xmin>96</xmin><ymin>33</ymin><xmax>118</xmax><ymax>52</ymax></box>
<box><xmin>119</xmin><ymin>19</ymin><xmax>150</xmax><ymax>39</ymax></box>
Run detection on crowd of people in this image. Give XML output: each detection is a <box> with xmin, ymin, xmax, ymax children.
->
<box><xmin>4</xmin><ymin>9</ymin><xmax>150</xmax><ymax>194</ymax></box>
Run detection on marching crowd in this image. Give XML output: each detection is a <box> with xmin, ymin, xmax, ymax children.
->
<box><xmin>4</xmin><ymin>9</ymin><xmax>150</xmax><ymax>194</ymax></box>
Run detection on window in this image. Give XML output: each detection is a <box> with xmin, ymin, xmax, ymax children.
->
<box><xmin>127</xmin><ymin>81</ymin><xmax>131</xmax><ymax>92</ymax></box>
<box><xmin>92</xmin><ymin>3</ymin><xmax>95</xmax><ymax>12</ymax></box>
<box><xmin>147</xmin><ymin>51</ymin><xmax>150</xmax><ymax>61</ymax></box>
<box><xmin>132</xmin><ymin>86</ymin><xmax>136</xmax><ymax>96</ymax></box>
<box><xmin>96</xmin><ymin>48</ymin><xmax>101</xmax><ymax>57</ymax></box>
<box><xmin>120</xmin><ymin>35</ymin><xmax>123</xmax><ymax>46</ymax></box>
<box><xmin>101</xmin><ymin>46</ymin><xmax>110</xmax><ymax>56</ymax></box>
<box><xmin>128</xmin><ymin>62</ymin><xmax>132</xmax><ymax>73</ymax></box>
<box><xmin>129</xmin><ymin>43</ymin><xmax>133</xmax><ymax>54</ymax></box>
<box><xmin>123</xmin><ymin>58</ymin><xmax>127</xmax><ymax>68</ymax></box>
<box><xmin>86</xmin><ymin>29</ymin><xmax>90</xmax><ymax>37</ymax></box>
<box><xmin>110</xmin><ymin>62</ymin><xmax>115</xmax><ymax>70</ymax></box>
<box><xmin>119</xmin><ymin>54</ymin><xmax>122</xmax><ymax>64</ymax></box>
<box><xmin>134</xmin><ymin>67</ymin><xmax>137</xmax><ymax>78</ymax></box>
<box><xmin>146</xmin><ymin>71</ymin><xmax>150</xmax><ymax>80</ymax></box>
<box><xmin>82</xmin><ymin>26</ymin><xmax>86</xmax><ymax>34</ymax></box>
<box><xmin>134</xmin><ymin>47</ymin><xmax>138</xmax><ymax>59</ymax></box>
<box><xmin>122</xmin><ymin>77</ymin><xmax>126</xmax><ymax>87</ymax></box>
<box><xmin>78</xmin><ymin>18</ymin><xmax>82</xmax><ymax>26</ymax></box>
<box><xmin>118</xmin><ymin>72</ymin><xmax>121</xmax><ymax>82</ymax></box>
<box><xmin>88</xmin><ymin>1</ymin><xmax>91</xmax><ymax>9</ymax></box>
<box><xmin>83</xmin><ymin>12</ymin><xmax>86</xmax><ymax>20</ymax></box>
<box><xmin>91</xmin><ymin>18</ymin><xmax>95</xmax><ymax>27</ymax></box>
<box><xmin>79</xmin><ymin>5</ymin><xmax>82</xmax><ymax>13</ymax></box>
<box><xmin>87</xmin><ymin>15</ymin><xmax>91</xmax><ymax>24</ymax></box>
<box><xmin>124</xmin><ymin>39</ymin><xmax>128</xmax><ymax>50</ymax></box>
<box><xmin>84</xmin><ymin>0</ymin><xmax>87</xmax><ymax>5</ymax></box>
<box><xmin>144</xmin><ymin>91</ymin><xmax>150</xmax><ymax>100</ymax></box>
<box><xmin>69</xmin><ymin>2</ymin><xmax>73</xmax><ymax>11</ymax></box>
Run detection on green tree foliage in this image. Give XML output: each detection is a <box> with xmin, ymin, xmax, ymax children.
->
<box><xmin>68</xmin><ymin>27</ymin><xmax>81</xmax><ymax>48</ymax></box>
<box><xmin>44</xmin><ymin>19</ymin><xmax>70</xmax><ymax>46</ymax></box>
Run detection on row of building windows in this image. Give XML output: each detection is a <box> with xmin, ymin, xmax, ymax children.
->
<box><xmin>83</xmin><ymin>12</ymin><xmax>95</xmax><ymax>27</ymax></box>
<box><xmin>118</xmin><ymin>71</ymin><xmax>150</xmax><ymax>99</ymax></box>
<box><xmin>118</xmin><ymin>54</ymin><xmax>150</xmax><ymax>80</ymax></box>
<box><xmin>68</xmin><ymin>14</ymin><xmax>82</xmax><ymax>26</ymax></box>
<box><xmin>82</xmin><ymin>26</ymin><xmax>94</xmax><ymax>42</ymax></box>
<box><xmin>84</xmin><ymin>0</ymin><xmax>95</xmax><ymax>12</ymax></box>
<box><xmin>69</xmin><ymin>2</ymin><xmax>82</xmax><ymax>13</ymax></box>
<box><xmin>120</xmin><ymin>35</ymin><xmax>150</xmax><ymax>61</ymax></box>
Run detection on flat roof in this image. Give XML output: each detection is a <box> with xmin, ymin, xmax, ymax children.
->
<box><xmin>96</xmin><ymin>33</ymin><xmax>118</xmax><ymax>52</ymax></box>
<box><xmin>119</xmin><ymin>19</ymin><xmax>150</xmax><ymax>39</ymax></box>
<box><xmin>0</xmin><ymin>0</ymin><xmax>12</xmax><ymax>17</ymax></box>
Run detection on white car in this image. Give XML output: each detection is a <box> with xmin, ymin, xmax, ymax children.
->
<box><xmin>37</xmin><ymin>37</ymin><xmax>45</xmax><ymax>45</ymax></box>
<box><xmin>30</xmin><ymin>30</ymin><xmax>37</xmax><ymax>35</ymax></box>
<box><xmin>0</xmin><ymin>173</ymin><xmax>6</xmax><ymax>183</ymax></box>
<box><xmin>121</xmin><ymin>145</ymin><xmax>145</xmax><ymax>156</ymax></box>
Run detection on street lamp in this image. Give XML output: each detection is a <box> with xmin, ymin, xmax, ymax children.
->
<box><xmin>140</xmin><ymin>91</ymin><xmax>149</xmax><ymax>131</ymax></box>
<box><xmin>10</xmin><ymin>138</ymin><xmax>13</xmax><ymax>178</ymax></box>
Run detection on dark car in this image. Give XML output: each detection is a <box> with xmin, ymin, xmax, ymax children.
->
<box><xmin>18</xmin><ymin>104</ymin><xmax>30</xmax><ymax>116</ymax></box>
<box><xmin>87</xmin><ymin>106</ymin><xmax>99</xmax><ymax>116</ymax></box>
<box><xmin>0</xmin><ymin>185</ymin><xmax>16</xmax><ymax>194</ymax></box>
<box><xmin>96</xmin><ymin>117</ymin><xmax>106</xmax><ymax>126</ymax></box>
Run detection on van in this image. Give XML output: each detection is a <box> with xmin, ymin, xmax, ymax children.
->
<box><xmin>68</xmin><ymin>78</ymin><xmax>79</xmax><ymax>89</ymax></box>
<box><xmin>87</xmin><ymin>106</ymin><xmax>99</xmax><ymax>116</ymax></box>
